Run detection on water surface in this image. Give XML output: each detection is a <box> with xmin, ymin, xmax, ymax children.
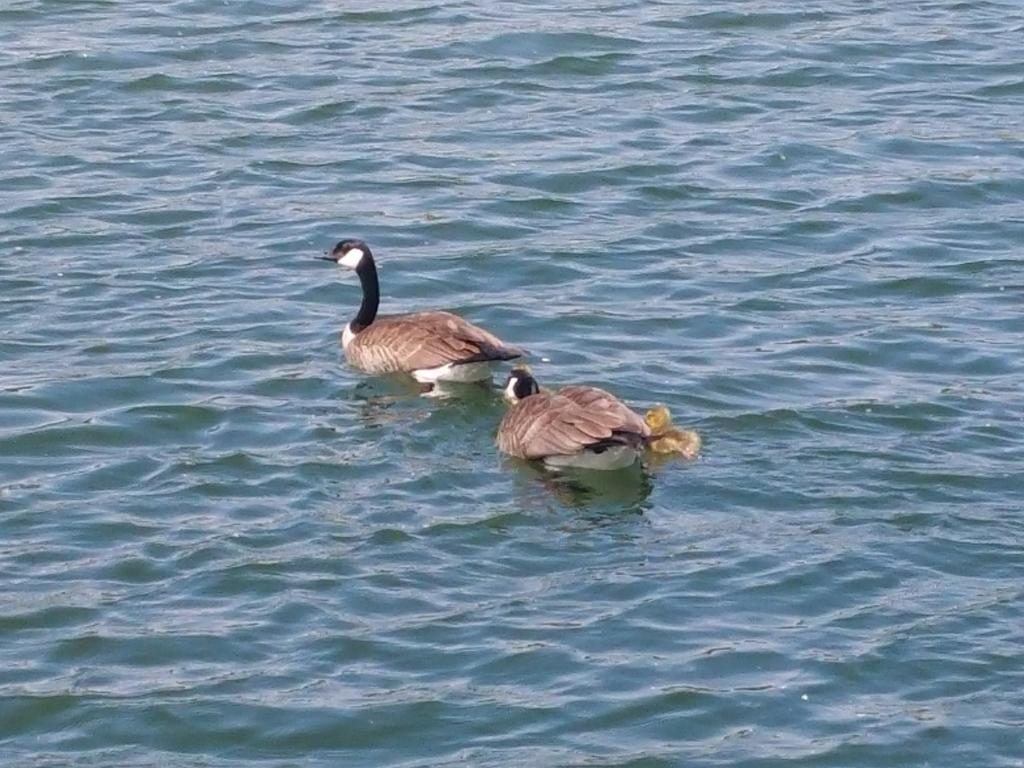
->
<box><xmin>2</xmin><ymin>1</ymin><xmax>1023</xmax><ymax>765</ymax></box>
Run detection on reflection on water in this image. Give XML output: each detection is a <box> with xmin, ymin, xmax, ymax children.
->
<box><xmin>645</xmin><ymin>446</ymin><xmax>704</xmax><ymax>473</ymax></box>
<box><xmin>509</xmin><ymin>455</ymin><xmax>654</xmax><ymax>515</ymax></box>
<box><xmin>348</xmin><ymin>375</ymin><xmax>496</xmax><ymax>425</ymax></box>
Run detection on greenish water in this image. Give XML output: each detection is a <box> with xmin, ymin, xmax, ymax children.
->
<box><xmin>2</xmin><ymin>1</ymin><xmax>1023</xmax><ymax>765</ymax></box>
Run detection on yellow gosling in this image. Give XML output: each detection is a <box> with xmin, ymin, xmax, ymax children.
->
<box><xmin>644</xmin><ymin>405</ymin><xmax>702</xmax><ymax>460</ymax></box>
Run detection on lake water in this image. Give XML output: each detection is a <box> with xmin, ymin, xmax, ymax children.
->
<box><xmin>2</xmin><ymin>1</ymin><xmax>1023</xmax><ymax>765</ymax></box>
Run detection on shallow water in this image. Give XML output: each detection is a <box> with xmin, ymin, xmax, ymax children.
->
<box><xmin>2</xmin><ymin>1</ymin><xmax>1023</xmax><ymax>765</ymax></box>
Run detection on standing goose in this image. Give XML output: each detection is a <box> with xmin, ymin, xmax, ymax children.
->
<box><xmin>319</xmin><ymin>239</ymin><xmax>522</xmax><ymax>383</ymax></box>
<box><xmin>496</xmin><ymin>367</ymin><xmax>651</xmax><ymax>470</ymax></box>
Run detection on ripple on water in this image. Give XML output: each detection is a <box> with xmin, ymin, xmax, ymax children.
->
<box><xmin>2</xmin><ymin>0</ymin><xmax>1024</xmax><ymax>766</ymax></box>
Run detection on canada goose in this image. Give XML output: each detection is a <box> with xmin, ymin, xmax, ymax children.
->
<box><xmin>496</xmin><ymin>367</ymin><xmax>651</xmax><ymax>470</ymax></box>
<box><xmin>644</xmin><ymin>405</ymin><xmax>702</xmax><ymax>459</ymax></box>
<box><xmin>319</xmin><ymin>239</ymin><xmax>522</xmax><ymax>383</ymax></box>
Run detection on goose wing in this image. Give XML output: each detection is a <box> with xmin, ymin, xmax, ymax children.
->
<box><xmin>558</xmin><ymin>385</ymin><xmax>651</xmax><ymax>437</ymax></box>
<box><xmin>497</xmin><ymin>392</ymin><xmax>638</xmax><ymax>460</ymax></box>
<box><xmin>348</xmin><ymin>311</ymin><xmax>521</xmax><ymax>373</ymax></box>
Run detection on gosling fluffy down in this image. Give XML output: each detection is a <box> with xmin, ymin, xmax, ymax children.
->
<box><xmin>644</xmin><ymin>405</ymin><xmax>702</xmax><ymax>459</ymax></box>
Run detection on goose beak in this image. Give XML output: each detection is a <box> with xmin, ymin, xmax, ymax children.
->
<box><xmin>317</xmin><ymin>253</ymin><xmax>338</xmax><ymax>262</ymax></box>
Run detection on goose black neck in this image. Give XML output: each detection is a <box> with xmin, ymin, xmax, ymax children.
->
<box><xmin>351</xmin><ymin>253</ymin><xmax>379</xmax><ymax>332</ymax></box>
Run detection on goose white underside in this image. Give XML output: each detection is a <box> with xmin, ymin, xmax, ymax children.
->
<box><xmin>543</xmin><ymin>446</ymin><xmax>640</xmax><ymax>471</ymax></box>
<box><xmin>412</xmin><ymin>361</ymin><xmax>494</xmax><ymax>384</ymax></box>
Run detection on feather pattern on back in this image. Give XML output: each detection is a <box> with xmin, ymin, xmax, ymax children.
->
<box><xmin>345</xmin><ymin>311</ymin><xmax>521</xmax><ymax>374</ymax></box>
<box><xmin>558</xmin><ymin>385</ymin><xmax>651</xmax><ymax>438</ymax></box>
<box><xmin>497</xmin><ymin>386</ymin><xmax>649</xmax><ymax>460</ymax></box>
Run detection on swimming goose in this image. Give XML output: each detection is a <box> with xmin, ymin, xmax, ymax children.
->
<box><xmin>644</xmin><ymin>405</ymin><xmax>702</xmax><ymax>459</ymax></box>
<box><xmin>319</xmin><ymin>239</ymin><xmax>522</xmax><ymax>383</ymax></box>
<box><xmin>496</xmin><ymin>367</ymin><xmax>651</xmax><ymax>470</ymax></box>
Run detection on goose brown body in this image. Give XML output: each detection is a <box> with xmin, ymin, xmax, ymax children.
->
<box><xmin>345</xmin><ymin>310</ymin><xmax>519</xmax><ymax>375</ymax></box>
<box><xmin>321</xmin><ymin>239</ymin><xmax>521</xmax><ymax>381</ymax></box>
<box><xmin>497</xmin><ymin>371</ymin><xmax>650</xmax><ymax>467</ymax></box>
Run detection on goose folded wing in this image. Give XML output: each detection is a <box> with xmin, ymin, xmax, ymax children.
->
<box><xmin>558</xmin><ymin>385</ymin><xmax>650</xmax><ymax>437</ymax></box>
<box><xmin>503</xmin><ymin>395</ymin><xmax>624</xmax><ymax>459</ymax></box>
<box><xmin>427</xmin><ymin>312</ymin><xmax>521</xmax><ymax>357</ymax></box>
<box><xmin>361</xmin><ymin>312</ymin><xmax>518</xmax><ymax>370</ymax></box>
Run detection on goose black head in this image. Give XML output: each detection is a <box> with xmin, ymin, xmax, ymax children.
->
<box><xmin>503</xmin><ymin>366</ymin><xmax>540</xmax><ymax>403</ymax></box>
<box><xmin>320</xmin><ymin>239</ymin><xmax>371</xmax><ymax>269</ymax></box>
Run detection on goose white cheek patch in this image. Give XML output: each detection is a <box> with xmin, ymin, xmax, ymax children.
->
<box><xmin>504</xmin><ymin>377</ymin><xmax>520</xmax><ymax>401</ymax></box>
<box><xmin>339</xmin><ymin>248</ymin><xmax>364</xmax><ymax>268</ymax></box>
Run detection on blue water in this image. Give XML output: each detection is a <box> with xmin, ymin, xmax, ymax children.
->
<box><xmin>2</xmin><ymin>1</ymin><xmax>1023</xmax><ymax>765</ymax></box>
